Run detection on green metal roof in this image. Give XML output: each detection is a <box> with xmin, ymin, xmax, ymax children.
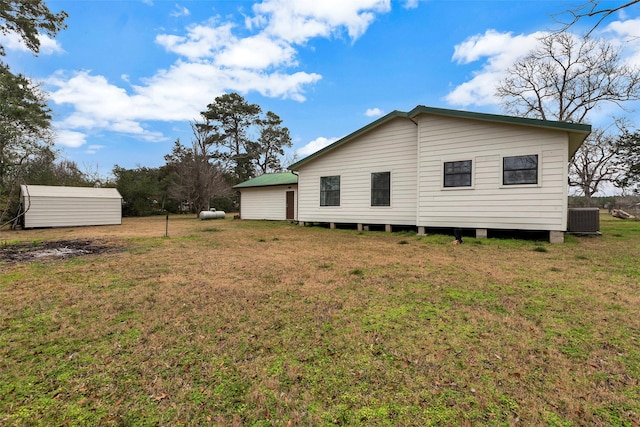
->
<box><xmin>288</xmin><ymin>105</ymin><xmax>592</xmax><ymax>170</ymax></box>
<box><xmin>407</xmin><ymin>105</ymin><xmax>592</xmax><ymax>133</ymax></box>
<box><xmin>233</xmin><ymin>172</ymin><xmax>298</xmax><ymax>189</ymax></box>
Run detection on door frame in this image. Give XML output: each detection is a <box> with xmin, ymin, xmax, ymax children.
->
<box><xmin>286</xmin><ymin>190</ymin><xmax>295</xmax><ymax>220</ymax></box>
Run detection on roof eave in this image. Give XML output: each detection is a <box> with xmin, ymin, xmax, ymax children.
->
<box><xmin>568</xmin><ymin>131</ymin><xmax>591</xmax><ymax>158</ymax></box>
<box><xmin>409</xmin><ymin>105</ymin><xmax>592</xmax><ymax>158</ymax></box>
<box><xmin>232</xmin><ymin>172</ymin><xmax>299</xmax><ymax>189</ymax></box>
<box><xmin>408</xmin><ymin>105</ymin><xmax>592</xmax><ymax>134</ymax></box>
<box><xmin>233</xmin><ymin>182</ymin><xmax>296</xmax><ymax>189</ymax></box>
<box><xmin>288</xmin><ymin>105</ymin><xmax>592</xmax><ymax>169</ymax></box>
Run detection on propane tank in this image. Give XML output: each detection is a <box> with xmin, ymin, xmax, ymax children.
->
<box><xmin>199</xmin><ymin>210</ymin><xmax>225</xmax><ymax>220</ymax></box>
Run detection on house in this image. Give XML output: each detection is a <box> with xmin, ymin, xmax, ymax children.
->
<box><xmin>287</xmin><ymin>106</ymin><xmax>591</xmax><ymax>243</ymax></box>
<box><xmin>233</xmin><ymin>172</ymin><xmax>298</xmax><ymax>221</ymax></box>
<box><xmin>19</xmin><ymin>185</ymin><xmax>122</xmax><ymax>228</ymax></box>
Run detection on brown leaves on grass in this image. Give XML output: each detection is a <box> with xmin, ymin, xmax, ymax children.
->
<box><xmin>154</xmin><ymin>393</ymin><xmax>168</xmax><ymax>402</ymax></box>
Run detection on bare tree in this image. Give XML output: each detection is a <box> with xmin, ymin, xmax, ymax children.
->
<box><xmin>556</xmin><ymin>0</ymin><xmax>640</xmax><ymax>36</ymax></box>
<box><xmin>497</xmin><ymin>32</ymin><xmax>640</xmax><ymax>123</ymax></box>
<box><xmin>283</xmin><ymin>151</ymin><xmax>300</xmax><ymax>170</ymax></box>
<box><xmin>569</xmin><ymin>128</ymin><xmax>620</xmax><ymax>205</ymax></box>
<box><xmin>497</xmin><ymin>32</ymin><xmax>640</xmax><ymax>204</ymax></box>
<box><xmin>164</xmin><ymin>122</ymin><xmax>230</xmax><ymax>216</ymax></box>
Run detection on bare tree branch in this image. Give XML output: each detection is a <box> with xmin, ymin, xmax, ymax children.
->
<box><xmin>569</xmin><ymin>128</ymin><xmax>620</xmax><ymax>205</ymax></box>
<box><xmin>164</xmin><ymin>122</ymin><xmax>231</xmax><ymax>216</ymax></box>
<box><xmin>497</xmin><ymin>32</ymin><xmax>640</xmax><ymax>202</ymax></box>
<box><xmin>496</xmin><ymin>33</ymin><xmax>640</xmax><ymax>123</ymax></box>
<box><xmin>555</xmin><ymin>0</ymin><xmax>640</xmax><ymax>36</ymax></box>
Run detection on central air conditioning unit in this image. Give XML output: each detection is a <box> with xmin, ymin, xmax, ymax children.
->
<box><xmin>567</xmin><ymin>208</ymin><xmax>600</xmax><ymax>234</ymax></box>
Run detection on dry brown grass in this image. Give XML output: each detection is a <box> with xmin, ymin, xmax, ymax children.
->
<box><xmin>1</xmin><ymin>214</ymin><xmax>639</xmax><ymax>426</ymax></box>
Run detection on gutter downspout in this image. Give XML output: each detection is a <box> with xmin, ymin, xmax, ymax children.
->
<box><xmin>290</xmin><ymin>170</ymin><xmax>299</xmax><ymax>221</ymax></box>
<box><xmin>411</xmin><ymin>116</ymin><xmax>421</xmax><ymax>232</ymax></box>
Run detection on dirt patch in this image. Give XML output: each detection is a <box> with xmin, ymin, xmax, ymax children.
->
<box><xmin>0</xmin><ymin>239</ymin><xmax>123</xmax><ymax>263</ymax></box>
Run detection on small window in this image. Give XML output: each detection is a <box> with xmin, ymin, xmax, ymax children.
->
<box><xmin>444</xmin><ymin>160</ymin><xmax>472</xmax><ymax>187</ymax></box>
<box><xmin>320</xmin><ymin>176</ymin><xmax>340</xmax><ymax>206</ymax></box>
<box><xmin>371</xmin><ymin>172</ymin><xmax>390</xmax><ymax>206</ymax></box>
<box><xmin>503</xmin><ymin>155</ymin><xmax>538</xmax><ymax>185</ymax></box>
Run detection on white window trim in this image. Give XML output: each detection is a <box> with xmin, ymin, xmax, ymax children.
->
<box><xmin>499</xmin><ymin>152</ymin><xmax>542</xmax><ymax>189</ymax></box>
<box><xmin>440</xmin><ymin>157</ymin><xmax>475</xmax><ymax>191</ymax></box>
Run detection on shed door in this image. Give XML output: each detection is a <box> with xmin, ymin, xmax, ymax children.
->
<box><xmin>286</xmin><ymin>191</ymin><xmax>295</xmax><ymax>220</ymax></box>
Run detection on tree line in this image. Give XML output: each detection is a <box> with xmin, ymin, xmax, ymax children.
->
<box><xmin>0</xmin><ymin>85</ymin><xmax>292</xmax><ymax>221</ymax></box>
<box><xmin>117</xmin><ymin>93</ymin><xmax>292</xmax><ymax>217</ymax></box>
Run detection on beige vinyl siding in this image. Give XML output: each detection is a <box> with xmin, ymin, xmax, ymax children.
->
<box><xmin>297</xmin><ymin>117</ymin><xmax>417</xmax><ymax>224</ymax></box>
<box><xmin>240</xmin><ymin>185</ymin><xmax>297</xmax><ymax>220</ymax></box>
<box><xmin>416</xmin><ymin>115</ymin><xmax>569</xmax><ymax>231</ymax></box>
<box><xmin>21</xmin><ymin>185</ymin><xmax>122</xmax><ymax>228</ymax></box>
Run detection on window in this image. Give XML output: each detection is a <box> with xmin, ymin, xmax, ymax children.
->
<box><xmin>320</xmin><ymin>176</ymin><xmax>340</xmax><ymax>206</ymax></box>
<box><xmin>371</xmin><ymin>172</ymin><xmax>391</xmax><ymax>206</ymax></box>
<box><xmin>443</xmin><ymin>160</ymin><xmax>472</xmax><ymax>187</ymax></box>
<box><xmin>503</xmin><ymin>154</ymin><xmax>538</xmax><ymax>185</ymax></box>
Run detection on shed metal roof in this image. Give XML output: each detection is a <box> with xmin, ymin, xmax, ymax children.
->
<box><xmin>288</xmin><ymin>105</ymin><xmax>592</xmax><ymax>170</ymax></box>
<box><xmin>20</xmin><ymin>185</ymin><xmax>122</xmax><ymax>199</ymax></box>
<box><xmin>233</xmin><ymin>172</ymin><xmax>298</xmax><ymax>189</ymax></box>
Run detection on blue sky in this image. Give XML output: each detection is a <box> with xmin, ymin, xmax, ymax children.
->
<box><xmin>3</xmin><ymin>0</ymin><xmax>640</xmax><ymax>178</ymax></box>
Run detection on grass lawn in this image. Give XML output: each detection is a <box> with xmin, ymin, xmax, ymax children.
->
<box><xmin>1</xmin><ymin>214</ymin><xmax>639</xmax><ymax>426</ymax></box>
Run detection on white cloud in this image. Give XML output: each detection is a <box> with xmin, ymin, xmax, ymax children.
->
<box><xmin>47</xmin><ymin>64</ymin><xmax>322</xmax><ymax>140</ymax></box>
<box><xmin>216</xmin><ymin>34</ymin><xmax>298</xmax><ymax>69</ymax></box>
<box><xmin>49</xmin><ymin>72</ymin><xmax>133</xmax><ymax>120</ymax></box>
<box><xmin>157</xmin><ymin>24</ymin><xmax>298</xmax><ymax>69</ymax></box>
<box><xmin>605</xmin><ymin>17</ymin><xmax>640</xmax><ymax>38</ymax></box>
<box><xmin>604</xmin><ymin>17</ymin><xmax>640</xmax><ymax>67</ymax></box>
<box><xmin>250</xmin><ymin>0</ymin><xmax>391</xmax><ymax>43</ymax></box>
<box><xmin>226</xmin><ymin>69</ymin><xmax>322</xmax><ymax>101</ymax></box>
<box><xmin>46</xmin><ymin>0</ymin><xmax>395</xmax><ymax>149</ymax></box>
<box><xmin>38</xmin><ymin>35</ymin><xmax>65</xmax><ymax>55</ymax></box>
<box><xmin>445</xmin><ymin>30</ymin><xmax>546</xmax><ymax>107</ymax></box>
<box><xmin>85</xmin><ymin>145</ymin><xmax>105</xmax><ymax>154</ymax></box>
<box><xmin>295</xmin><ymin>136</ymin><xmax>340</xmax><ymax>157</ymax></box>
<box><xmin>156</xmin><ymin>22</ymin><xmax>236</xmax><ymax>60</ymax></box>
<box><xmin>0</xmin><ymin>32</ymin><xmax>64</xmax><ymax>55</ymax></box>
<box><xmin>48</xmin><ymin>71</ymin><xmax>171</xmax><ymax>143</ymax></box>
<box><xmin>54</xmin><ymin>128</ymin><xmax>88</xmax><ymax>148</ymax></box>
<box><xmin>451</xmin><ymin>29</ymin><xmax>539</xmax><ymax>65</ymax></box>
<box><xmin>170</xmin><ymin>4</ymin><xmax>190</xmax><ymax>18</ymax></box>
<box><xmin>445</xmin><ymin>70</ymin><xmax>505</xmax><ymax>107</ymax></box>
<box><xmin>403</xmin><ymin>0</ymin><xmax>419</xmax><ymax>9</ymax></box>
<box><xmin>365</xmin><ymin>107</ymin><xmax>383</xmax><ymax>117</ymax></box>
<box><xmin>445</xmin><ymin>22</ymin><xmax>640</xmax><ymax>109</ymax></box>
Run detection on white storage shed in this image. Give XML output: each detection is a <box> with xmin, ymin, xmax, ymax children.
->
<box><xmin>233</xmin><ymin>172</ymin><xmax>298</xmax><ymax>221</ymax></box>
<box><xmin>20</xmin><ymin>185</ymin><xmax>122</xmax><ymax>228</ymax></box>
